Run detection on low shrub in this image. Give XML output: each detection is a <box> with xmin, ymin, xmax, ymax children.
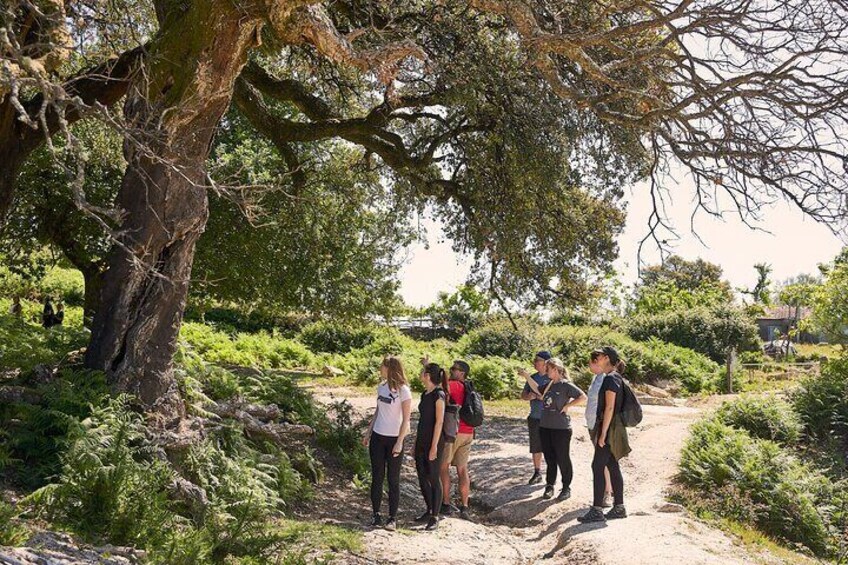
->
<box><xmin>0</xmin><ymin>312</ymin><xmax>89</xmax><ymax>372</ymax></box>
<box><xmin>0</xmin><ymin>368</ymin><xmax>109</xmax><ymax>488</ymax></box>
<box><xmin>316</xmin><ymin>400</ymin><xmax>370</xmax><ymax>479</ymax></box>
<box><xmin>298</xmin><ymin>321</ymin><xmax>377</xmax><ymax>354</ymax></box>
<box><xmin>40</xmin><ymin>267</ymin><xmax>86</xmax><ymax>306</ymax></box>
<box><xmin>714</xmin><ymin>396</ymin><xmax>803</xmax><ymax>444</ymax></box>
<box><xmin>458</xmin><ymin>319</ymin><xmax>538</xmax><ymax>359</ymax></box>
<box><xmin>0</xmin><ymin>500</ymin><xmax>29</xmax><ymax>546</ymax></box>
<box><xmin>542</xmin><ymin>325</ymin><xmax>720</xmax><ymax>394</ymax></box>
<box><xmin>185</xmin><ymin>306</ymin><xmax>311</xmax><ymax>337</ymax></box>
<box><xmin>679</xmin><ymin>416</ymin><xmax>845</xmax><ymax>557</ymax></box>
<box><xmin>625</xmin><ymin>305</ymin><xmax>760</xmax><ymax>364</ymax></box>
<box><xmin>179</xmin><ymin>323</ymin><xmax>314</xmax><ymax>370</ymax></box>
<box><xmin>793</xmin><ymin>355</ymin><xmax>848</xmax><ymax>444</ymax></box>
<box><xmin>465</xmin><ymin>356</ymin><xmax>523</xmax><ymax>400</ymax></box>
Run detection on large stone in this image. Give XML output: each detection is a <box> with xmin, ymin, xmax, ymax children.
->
<box><xmin>0</xmin><ymin>531</ymin><xmax>142</xmax><ymax>564</ymax></box>
<box><xmin>322</xmin><ymin>365</ymin><xmax>345</xmax><ymax>377</ymax></box>
<box><xmin>637</xmin><ymin>383</ymin><xmax>672</xmax><ymax>399</ymax></box>
<box><xmin>656</xmin><ymin>502</ymin><xmax>686</xmax><ymax>513</ymax></box>
<box><xmin>636</xmin><ymin>394</ymin><xmax>676</xmax><ymax>407</ymax></box>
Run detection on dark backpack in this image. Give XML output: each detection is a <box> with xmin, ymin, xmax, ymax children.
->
<box><xmin>619</xmin><ymin>377</ymin><xmax>643</xmax><ymax>427</ymax></box>
<box><xmin>459</xmin><ymin>379</ymin><xmax>484</xmax><ymax>428</ymax></box>
<box><xmin>443</xmin><ymin>390</ymin><xmax>460</xmax><ymax>442</ymax></box>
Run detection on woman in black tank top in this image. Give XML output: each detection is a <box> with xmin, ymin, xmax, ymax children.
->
<box><xmin>414</xmin><ymin>363</ymin><xmax>447</xmax><ymax>530</ymax></box>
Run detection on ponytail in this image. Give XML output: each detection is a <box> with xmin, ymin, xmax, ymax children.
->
<box><xmin>615</xmin><ymin>360</ymin><xmax>627</xmax><ymax>375</ymax></box>
<box><xmin>424</xmin><ymin>363</ymin><xmax>446</xmax><ymax>389</ymax></box>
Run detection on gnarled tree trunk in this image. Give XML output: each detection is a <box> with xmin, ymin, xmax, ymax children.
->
<box><xmin>84</xmin><ymin>0</ymin><xmax>263</xmax><ymax>424</ymax></box>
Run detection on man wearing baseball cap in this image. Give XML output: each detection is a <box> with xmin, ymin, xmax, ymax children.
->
<box><xmin>440</xmin><ymin>359</ymin><xmax>474</xmax><ymax>519</ymax></box>
<box><xmin>519</xmin><ymin>351</ymin><xmax>552</xmax><ymax>485</ymax></box>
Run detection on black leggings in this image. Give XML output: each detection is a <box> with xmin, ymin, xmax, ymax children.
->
<box><xmin>539</xmin><ymin>427</ymin><xmax>573</xmax><ymax>488</ymax></box>
<box><xmin>592</xmin><ymin>440</ymin><xmax>624</xmax><ymax>507</ymax></box>
<box><xmin>414</xmin><ymin>439</ymin><xmax>444</xmax><ymax>516</ymax></box>
<box><xmin>369</xmin><ymin>432</ymin><xmax>403</xmax><ymax>517</ymax></box>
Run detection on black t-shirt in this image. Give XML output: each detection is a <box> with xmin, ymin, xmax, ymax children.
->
<box><xmin>417</xmin><ymin>388</ymin><xmax>446</xmax><ymax>448</ymax></box>
<box><xmin>595</xmin><ymin>372</ymin><xmax>624</xmax><ymax>427</ymax></box>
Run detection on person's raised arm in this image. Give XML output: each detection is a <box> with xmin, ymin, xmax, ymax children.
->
<box><xmin>394</xmin><ymin>398</ymin><xmax>412</xmax><ymax>456</ymax></box>
<box><xmin>598</xmin><ymin>390</ymin><xmax>616</xmax><ymax>447</ymax></box>
<box><xmin>430</xmin><ymin>396</ymin><xmax>445</xmax><ymax>461</ymax></box>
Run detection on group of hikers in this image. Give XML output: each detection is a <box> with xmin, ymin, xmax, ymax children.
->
<box><xmin>362</xmin><ymin>346</ymin><xmax>632</xmax><ymax>531</ymax></box>
<box><xmin>6</xmin><ymin>297</ymin><xmax>64</xmax><ymax>328</ymax></box>
<box><xmin>41</xmin><ymin>297</ymin><xmax>65</xmax><ymax>328</ymax></box>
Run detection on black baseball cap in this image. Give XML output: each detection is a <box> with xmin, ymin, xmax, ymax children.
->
<box><xmin>534</xmin><ymin>350</ymin><xmax>552</xmax><ymax>361</ymax></box>
<box><xmin>451</xmin><ymin>360</ymin><xmax>470</xmax><ymax>375</ymax></box>
<box><xmin>592</xmin><ymin>346</ymin><xmax>620</xmax><ymax>365</ymax></box>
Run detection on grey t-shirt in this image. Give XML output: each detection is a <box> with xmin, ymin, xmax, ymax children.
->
<box><xmin>540</xmin><ymin>381</ymin><xmax>584</xmax><ymax>430</ymax></box>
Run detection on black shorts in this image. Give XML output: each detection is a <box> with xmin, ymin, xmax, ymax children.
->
<box><xmin>527</xmin><ymin>417</ymin><xmax>543</xmax><ymax>453</ymax></box>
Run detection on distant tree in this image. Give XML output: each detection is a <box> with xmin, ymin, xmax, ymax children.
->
<box><xmin>811</xmin><ymin>250</ymin><xmax>848</xmax><ymax>346</ymax></box>
<box><xmin>633</xmin><ymin>256</ymin><xmax>733</xmax><ymax>315</ymax></box>
<box><xmin>641</xmin><ymin>256</ymin><xmax>732</xmax><ymax>296</ymax></box>
<box><xmin>740</xmin><ymin>263</ymin><xmax>774</xmax><ymax>306</ymax></box>
<box><xmin>425</xmin><ymin>284</ymin><xmax>492</xmax><ymax>336</ymax></box>
<box><xmin>777</xmin><ymin>276</ymin><xmax>821</xmax><ymax>320</ymax></box>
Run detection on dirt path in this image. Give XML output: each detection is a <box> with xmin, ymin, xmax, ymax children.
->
<box><xmin>304</xmin><ymin>386</ymin><xmax>805</xmax><ymax>565</ymax></box>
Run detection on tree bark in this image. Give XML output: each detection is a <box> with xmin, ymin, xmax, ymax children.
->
<box><xmin>81</xmin><ymin>267</ymin><xmax>103</xmax><ymax>325</ymax></box>
<box><xmin>0</xmin><ymin>98</ymin><xmax>26</xmax><ymax>226</ymax></box>
<box><xmin>84</xmin><ymin>0</ymin><xmax>263</xmax><ymax>424</ymax></box>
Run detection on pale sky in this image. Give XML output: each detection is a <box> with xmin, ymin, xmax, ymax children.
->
<box><xmin>398</xmin><ymin>179</ymin><xmax>846</xmax><ymax>308</ymax></box>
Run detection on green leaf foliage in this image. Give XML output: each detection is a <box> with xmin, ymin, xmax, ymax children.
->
<box><xmin>458</xmin><ymin>321</ymin><xmax>721</xmax><ymax>394</ymax></box>
<box><xmin>625</xmin><ymin>305</ymin><xmax>760</xmax><ymax>363</ymax></box>
<box><xmin>793</xmin><ymin>354</ymin><xmax>848</xmax><ymax>445</ymax></box>
<box><xmin>679</xmin><ymin>416</ymin><xmax>847</xmax><ymax>557</ymax></box>
<box><xmin>714</xmin><ymin>396</ymin><xmax>803</xmax><ymax>445</ymax></box>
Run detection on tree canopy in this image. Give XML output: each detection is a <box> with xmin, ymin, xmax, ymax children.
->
<box><xmin>4</xmin><ymin>0</ymin><xmax>848</xmax><ymax>416</ymax></box>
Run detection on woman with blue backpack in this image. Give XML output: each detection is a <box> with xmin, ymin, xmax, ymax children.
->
<box><xmin>578</xmin><ymin>346</ymin><xmax>632</xmax><ymax>523</ymax></box>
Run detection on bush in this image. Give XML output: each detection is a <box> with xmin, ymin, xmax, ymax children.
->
<box><xmin>679</xmin><ymin>416</ymin><xmax>844</xmax><ymax>556</ymax></box>
<box><xmin>714</xmin><ymin>396</ymin><xmax>803</xmax><ymax>444</ymax></box>
<box><xmin>26</xmin><ymin>391</ymin><xmax>326</xmax><ymax>563</ymax></box>
<box><xmin>40</xmin><ymin>267</ymin><xmax>85</xmax><ymax>306</ymax></box>
<box><xmin>298</xmin><ymin>321</ymin><xmax>378</xmax><ymax>354</ymax></box>
<box><xmin>466</xmin><ymin>356</ymin><xmax>523</xmax><ymax>400</ymax></box>
<box><xmin>542</xmin><ymin>325</ymin><xmax>720</xmax><ymax>394</ymax></box>
<box><xmin>179</xmin><ymin>323</ymin><xmax>314</xmax><ymax>369</ymax></box>
<box><xmin>0</xmin><ymin>500</ymin><xmax>28</xmax><ymax>546</ymax></box>
<box><xmin>0</xmin><ymin>368</ymin><xmax>109</xmax><ymax>488</ymax></box>
<box><xmin>0</xmin><ymin>312</ymin><xmax>90</xmax><ymax>372</ymax></box>
<box><xmin>625</xmin><ymin>305</ymin><xmax>760</xmax><ymax>364</ymax></box>
<box><xmin>794</xmin><ymin>355</ymin><xmax>848</xmax><ymax>444</ymax></box>
<box><xmin>458</xmin><ymin>319</ymin><xmax>538</xmax><ymax>359</ymax></box>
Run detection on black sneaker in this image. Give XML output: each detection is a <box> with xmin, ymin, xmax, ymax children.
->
<box><xmin>425</xmin><ymin>516</ymin><xmax>439</xmax><ymax>531</ymax></box>
<box><xmin>577</xmin><ymin>506</ymin><xmax>606</xmax><ymax>523</ymax></box>
<box><xmin>558</xmin><ymin>488</ymin><xmax>571</xmax><ymax>501</ymax></box>
<box><xmin>440</xmin><ymin>503</ymin><xmax>458</xmax><ymax>516</ymax></box>
<box><xmin>528</xmin><ymin>470</ymin><xmax>543</xmax><ymax>485</ymax></box>
<box><xmin>542</xmin><ymin>485</ymin><xmax>554</xmax><ymax>499</ymax></box>
<box><xmin>414</xmin><ymin>511</ymin><xmax>431</xmax><ymax>523</ymax></box>
<box><xmin>370</xmin><ymin>513</ymin><xmax>383</xmax><ymax>527</ymax></box>
<box><xmin>605</xmin><ymin>504</ymin><xmax>627</xmax><ymax>520</ymax></box>
<box><xmin>458</xmin><ymin>505</ymin><xmax>471</xmax><ymax>521</ymax></box>
<box><xmin>384</xmin><ymin>517</ymin><xmax>397</xmax><ymax>531</ymax></box>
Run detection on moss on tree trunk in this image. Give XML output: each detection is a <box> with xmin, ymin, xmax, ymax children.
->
<box><xmin>84</xmin><ymin>0</ymin><xmax>264</xmax><ymax>424</ymax></box>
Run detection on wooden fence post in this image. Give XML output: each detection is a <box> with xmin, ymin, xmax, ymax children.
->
<box><xmin>726</xmin><ymin>348</ymin><xmax>736</xmax><ymax>394</ymax></box>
